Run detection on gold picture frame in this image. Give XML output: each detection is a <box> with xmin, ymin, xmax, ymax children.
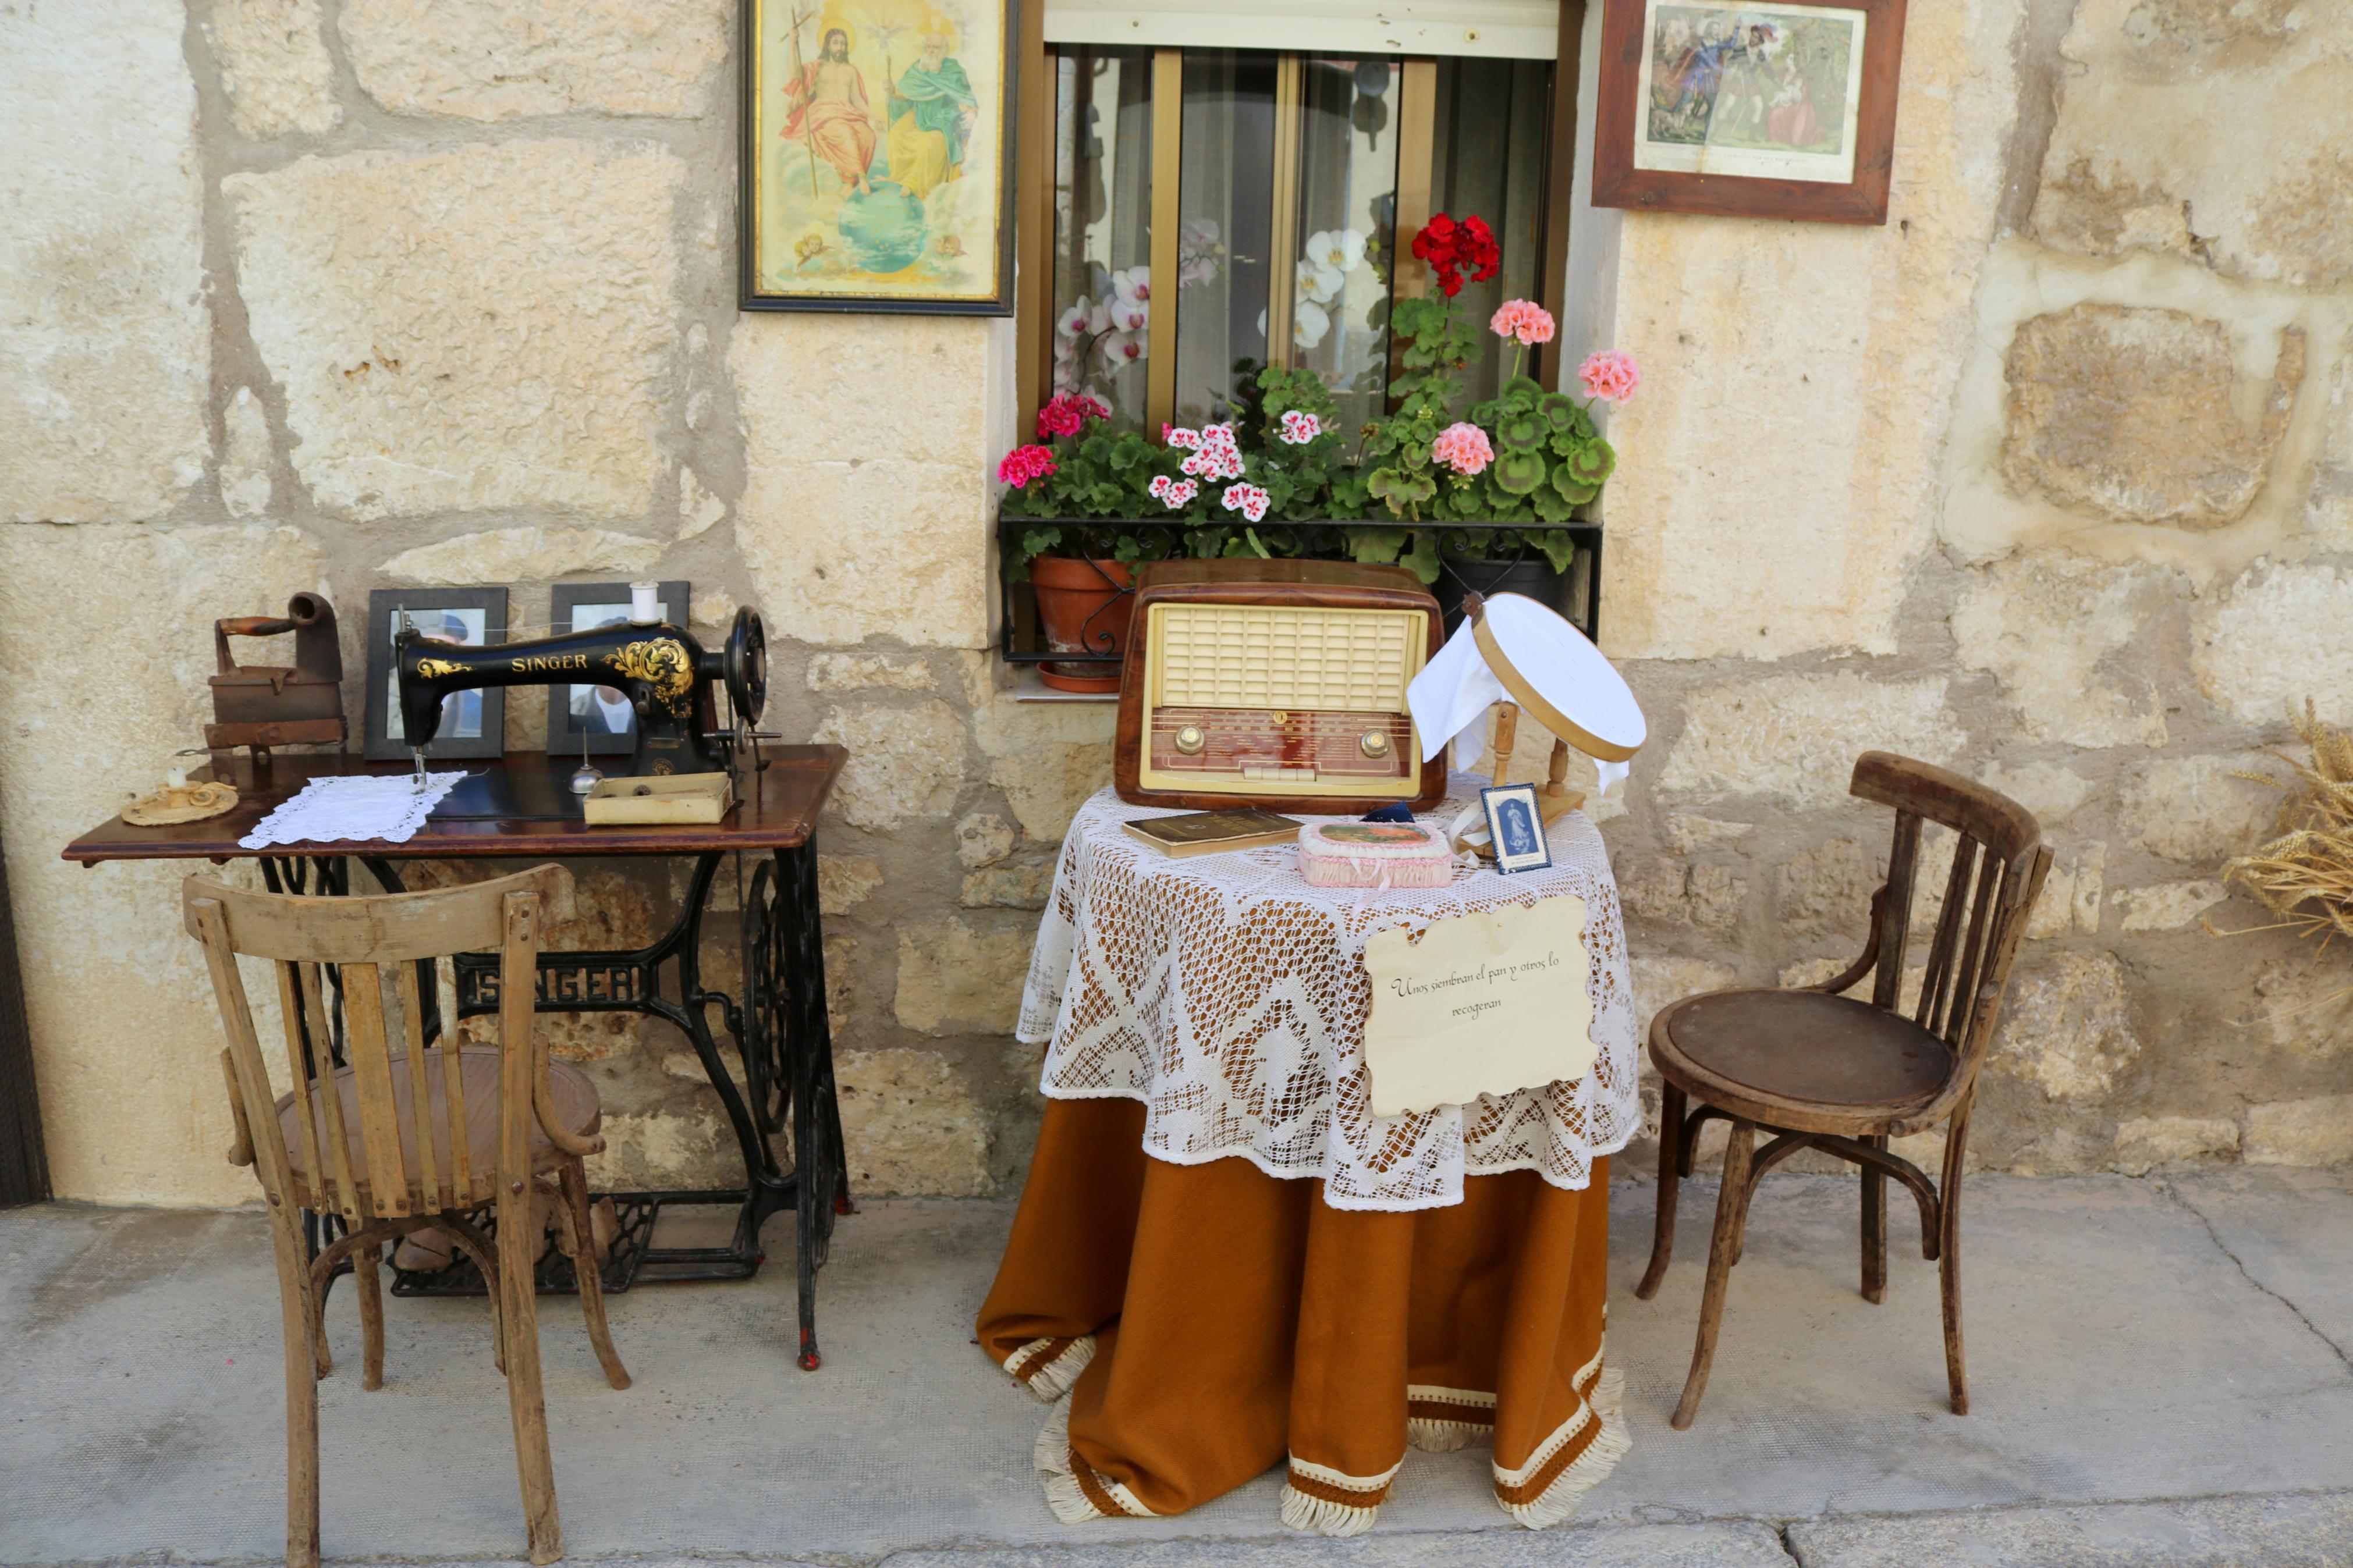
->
<box><xmin>740</xmin><ymin>0</ymin><xmax>1018</xmax><ymax>314</ymax></box>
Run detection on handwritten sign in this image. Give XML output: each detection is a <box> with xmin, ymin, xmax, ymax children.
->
<box><xmin>1361</xmin><ymin>897</ymin><xmax>1597</xmax><ymax>1118</ymax></box>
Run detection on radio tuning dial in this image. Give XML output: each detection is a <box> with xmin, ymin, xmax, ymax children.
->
<box><xmin>1359</xmin><ymin>730</ymin><xmax>1391</xmax><ymax>758</ymax></box>
<box><xmin>1173</xmin><ymin>724</ymin><xmax>1207</xmax><ymax>755</ymax></box>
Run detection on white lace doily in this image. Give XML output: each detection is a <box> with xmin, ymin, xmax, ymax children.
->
<box><xmin>240</xmin><ymin>770</ymin><xmax>466</xmax><ymax>849</ymax></box>
<box><xmin>1020</xmin><ymin>775</ymin><xmax>1639</xmax><ymax>1212</ymax></box>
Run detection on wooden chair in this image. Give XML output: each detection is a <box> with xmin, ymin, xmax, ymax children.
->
<box><xmin>1636</xmin><ymin>752</ymin><xmax>2051</xmax><ymax>1428</ymax></box>
<box><xmin>185</xmin><ymin>863</ymin><xmax>631</xmax><ymax>1568</ymax></box>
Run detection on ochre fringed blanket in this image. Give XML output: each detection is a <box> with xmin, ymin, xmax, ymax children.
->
<box><xmin>976</xmin><ymin>1098</ymin><xmax>1626</xmax><ymax>1534</ymax></box>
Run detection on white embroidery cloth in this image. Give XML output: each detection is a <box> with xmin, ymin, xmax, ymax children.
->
<box><xmin>1020</xmin><ymin>774</ymin><xmax>1639</xmax><ymax>1212</ymax></box>
<box><xmin>240</xmin><ymin>771</ymin><xmax>467</xmax><ymax>849</ymax></box>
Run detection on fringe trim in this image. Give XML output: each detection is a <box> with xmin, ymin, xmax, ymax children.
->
<box><xmin>1032</xmin><ymin>1396</ymin><xmax>1154</xmax><ymax>1523</ymax></box>
<box><xmin>1495</xmin><ymin>1364</ymin><xmax>1632</xmax><ymax>1530</ymax></box>
<box><xmin>1280</xmin><ymin>1483</ymin><xmax>1379</xmax><ymax>1537</ymax></box>
<box><xmin>1005</xmin><ymin>1334</ymin><xmax>1095</xmax><ymax>1404</ymax></box>
<box><xmin>1407</xmin><ymin>1416</ymin><xmax>1489</xmax><ymax>1452</ymax></box>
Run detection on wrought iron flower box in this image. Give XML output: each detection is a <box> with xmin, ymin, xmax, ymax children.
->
<box><xmin>998</xmin><ymin>518</ymin><xmax>1602</xmax><ymax>669</ymax></box>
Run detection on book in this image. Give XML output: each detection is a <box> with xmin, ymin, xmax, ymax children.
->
<box><xmin>1121</xmin><ymin>808</ymin><xmax>1303</xmax><ymax>858</ymax></box>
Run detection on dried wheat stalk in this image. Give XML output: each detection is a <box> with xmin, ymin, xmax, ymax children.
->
<box><xmin>2220</xmin><ymin>700</ymin><xmax>2353</xmax><ymax>950</ymax></box>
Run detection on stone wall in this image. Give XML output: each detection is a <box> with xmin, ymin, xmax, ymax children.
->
<box><xmin>0</xmin><ymin>0</ymin><xmax>2345</xmax><ymax>1207</ymax></box>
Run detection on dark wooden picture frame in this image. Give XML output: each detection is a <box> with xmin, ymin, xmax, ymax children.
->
<box><xmin>544</xmin><ymin>581</ymin><xmax>691</xmax><ymax>759</ymax></box>
<box><xmin>739</xmin><ymin>0</ymin><xmax>1020</xmax><ymax>314</ymax></box>
<box><xmin>364</xmin><ymin>588</ymin><xmax>509</xmax><ymax>762</ymax></box>
<box><xmin>1592</xmin><ymin>0</ymin><xmax>1906</xmax><ymax>225</ymax></box>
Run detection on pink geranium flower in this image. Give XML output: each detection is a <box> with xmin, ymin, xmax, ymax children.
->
<box><xmin>1431</xmin><ymin>422</ymin><xmax>1494</xmax><ymax>477</ymax></box>
<box><xmin>1489</xmin><ymin>299</ymin><xmax>1556</xmax><ymax>347</ymax></box>
<box><xmin>1579</xmin><ymin>350</ymin><xmax>1641</xmax><ymax>405</ymax></box>
<box><xmin>998</xmin><ymin>445</ymin><xmax>1057</xmax><ymax>489</ymax></box>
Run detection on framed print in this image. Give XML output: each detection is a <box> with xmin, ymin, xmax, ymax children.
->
<box><xmin>740</xmin><ymin>0</ymin><xmax>1018</xmax><ymax>314</ymax></box>
<box><xmin>364</xmin><ymin>588</ymin><xmax>509</xmax><ymax>762</ymax></box>
<box><xmin>1481</xmin><ymin>783</ymin><xmax>1554</xmax><ymax>876</ymax></box>
<box><xmin>1593</xmin><ymin>0</ymin><xmax>1907</xmax><ymax>225</ymax></box>
<box><xmin>545</xmin><ymin>581</ymin><xmax>690</xmax><ymax>758</ymax></box>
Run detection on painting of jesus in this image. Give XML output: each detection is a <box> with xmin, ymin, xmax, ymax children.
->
<box><xmin>742</xmin><ymin>0</ymin><xmax>1014</xmax><ymax>314</ymax></box>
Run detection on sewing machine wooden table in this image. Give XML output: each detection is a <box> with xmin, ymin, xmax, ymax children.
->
<box><xmin>62</xmin><ymin>745</ymin><xmax>853</xmax><ymax>1370</ymax></box>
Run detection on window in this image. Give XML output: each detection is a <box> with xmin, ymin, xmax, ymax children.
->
<box><xmin>1018</xmin><ymin>5</ymin><xmax>1578</xmax><ymax>437</ymax></box>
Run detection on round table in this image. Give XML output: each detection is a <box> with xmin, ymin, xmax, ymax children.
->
<box><xmin>977</xmin><ymin>776</ymin><xmax>1639</xmax><ymax>1534</ymax></box>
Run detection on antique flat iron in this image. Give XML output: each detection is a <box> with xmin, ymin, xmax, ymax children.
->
<box><xmin>395</xmin><ymin>602</ymin><xmax>769</xmax><ymax>780</ymax></box>
<box><xmin>206</xmin><ymin>593</ymin><xmax>346</xmax><ymax>758</ymax></box>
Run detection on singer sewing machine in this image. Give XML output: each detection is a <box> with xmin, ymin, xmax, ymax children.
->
<box><xmin>395</xmin><ymin>606</ymin><xmax>769</xmax><ymax>778</ymax></box>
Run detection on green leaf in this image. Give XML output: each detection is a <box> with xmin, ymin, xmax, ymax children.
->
<box><xmin>1367</xmin><ymin>464</ymin><xmax>1437</xmax><ymax>515</ymax></box>
<box><xmin>1399</xmin><ymin>532</ymin><xmax>1443</xmax><ymax>585</ymax></box>
<box><xmin>1529</xmin><ymin>485</ymin><xmax>1577</xmax><ymax>524</ymax></box>
<box><xmin>1492</xmin><ymin>449</ymin><xmax>1546</xmax><ymax>496</ymax></box>
<box><xmin>1347</xmin><ymin>526</ymin><xmax>1407</xmax><ymax>564</ymax></box>
<box><xmin>1529</xmin><ymin>528</ymin><xmax>1580</xmax><ymax>572</ymax></box>
<box><xmin>1496</xmin><ymin>411</ymin><xmax>1546</xmax><ymax>453</ymax></box>
<box><xmin>1537</xmin><ymin>392</ymin><xmax>1585</xmax><ymax>433</ymax></box>
<box><xmin>1563</xmin><ymin>435</ymin><xmax>1617</xmax><ymax>487</ymax></box>
<box><xmin>1499</xmin><ymin>375</ymin><xmax>1543</xmax><ymax>403</ymax></box>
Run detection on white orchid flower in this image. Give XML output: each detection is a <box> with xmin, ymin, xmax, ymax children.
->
<box><xmin>1057</xmin><ymin>296</ymin><xmax>1094</xmax><ymax>339</ymax></box>
<box><xmin>1297</xmin><ymin>257</ymin><xmax>1343</xmax><ymax>306</ymax></box>
<box><xmin>1110</xmin><ymin>296</ymin><xmax>1149</xmax><ymax>332</ymax></box>
<box><xmin>1304</xmin><ymin>227</ymin><xmax>1366</xmax><ymax>275</ymax></box>
<box><xmin>1292</xmin><ymin>298</ymin><xmax>1332</xmax><ymax>351</ymax></box>
<box><xmin>1097</xmin><ymin>329</ymin><xmax>1145</xmax><ymax>370</ymax></box>
<box><xmin>1115</xmin><ymin>266</ymin><xmax>1150</xmax><ymax>303</ymax></box>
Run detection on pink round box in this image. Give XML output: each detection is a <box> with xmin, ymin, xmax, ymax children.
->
<box><xmin>1296</xmin><ymin>820</ymin><xmax>1456</xmax><ymax>889</ymax></box>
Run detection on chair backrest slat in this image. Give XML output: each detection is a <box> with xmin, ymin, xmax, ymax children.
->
<box><xmin>1946</xmin><ymin>857</ymin><xmax>2009</xmax><ymax>1050</ymax></box>
<box><xmin>1872</xmin><ymin>812</ymin><xmax>1921</xmax><ymax>1015</ymax></box>
<box><xmin>1917</xmin><ymin>835</ymin><xmax>1982</xmax><ymax>1039</ymax></box>
<box><xmin>184</xmin><ymin>865</ymin><xmax>572</xmax><ymax>1222</ymax></box>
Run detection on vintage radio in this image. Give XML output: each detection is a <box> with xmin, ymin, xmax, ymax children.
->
<box><xmin>1115</xmin><ymin>560</ymin><xmax>1447</xmax><ymax>814</ymax></box>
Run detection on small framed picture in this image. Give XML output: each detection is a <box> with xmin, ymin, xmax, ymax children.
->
<box><xmin>1481</xmin><ymin>783</ymin><xmax>1554</xmax><ymax>875</ymax></box>
<box><xmin>364</xmin><ymin>588</ymin><xmax>509</xmax><ymax>762</ymax></box>
<box><xmin>1592</xmin><ymin>0</ymin><xmax>1909</xmax><ymax>226</ymax></box>
<box><xmin>546</xmin><ymin>581</ymin><xmax>690</xmax><ymax>758</ymax></box>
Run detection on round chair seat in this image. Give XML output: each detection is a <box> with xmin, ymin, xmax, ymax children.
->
<box><xmin>1653</xmin><ymin>990</ymin><xmax>1955</xmax><ymax>1113</ymax></box>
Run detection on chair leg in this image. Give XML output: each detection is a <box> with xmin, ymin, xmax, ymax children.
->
<box><xmin>559</xmin><ymin>1160</ymin><xmax>632</xmax><ymax>1391</ymax></box>
<box><xmin>355</xmin><ymin>1242</ymin><xmax>387</xmax><ymax>1391</ymax></box>
<box><xmin>1671</xmin><ymin>1118</ymin><xmax>1754</xmax><ymax>1431</ymax></box>
<box><xmin>441</xmin><ymin>1216</ymin><xmax>508</xmax><ymax>1376</ymax></box>
<box><xmin>1636</xmin><ymin>1083</ymin><xmax>1685</xmax><ymax>1300</ymax></box>
<box><xmin>269</xmin><ymin>1218</ymin><xmax>322</xmax><ymax>1568</ymax></box>
<box><xmin>1861</xmin><ymin>1132</ymin><xmax>1887</xmax><ymax>1305</ymax></box>
<box><xmin>1940</xmin><ymin>1111</ymin><xmax>1972</xmax><ymax>1416</ymax></box>
<box><xmin>497</xmin><ymin>1181</ymin><xmax>563</xmax><ymax>1564</ymax></box>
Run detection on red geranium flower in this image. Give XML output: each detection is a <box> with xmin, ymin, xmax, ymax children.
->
<box><xmin>1411</xmin><ymin>211</ymin><xmax>1502</xmax><ymax>298</ymax></box>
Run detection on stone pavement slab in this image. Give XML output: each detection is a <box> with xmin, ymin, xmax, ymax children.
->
<box><xmin>1789</xmin><ymin>1489</ymin><xmax>2353</xmax><ymax>1567</ymax></box>
<box><xmin>1</xmin><ymin>1167</ymin><xmax>2349</xmax><ymax>1564</ymax></box>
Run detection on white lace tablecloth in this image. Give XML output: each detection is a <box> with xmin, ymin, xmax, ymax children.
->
<box><xmin>1020</xmin><ymin>774</ymin><xmax>1639</xmax><ymax>1212</ymax></box>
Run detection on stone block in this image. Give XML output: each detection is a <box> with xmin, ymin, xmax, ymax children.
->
<box><xmin>379</xmin><ymin>524</ymin><xmax>665</xmax><ymax>586</ymax></box>
<box><xmin>587</xmin><ymin>1108</ymin><xmax>733</xmax><ymax>1192</ymax></box>
<box><xmin>2244</xmin><ymin>1094</ymin><xmax>2353</xmax><ymax>1167</ymax></box>
<box><xmin>2111</xmin><ymin>1115</ymin><xmax>2240</xmax><ymax>1175</ymax></box>
<box><xmin>0</xmin><ymin>524</ymin><xmax>328</xmax><ymax>1204</ymax></box>
<box><xmin>1660</xmin><ymin>674</ymin><xmax>1958</xmax><ymax>808</ymax></box>
<box><xmin>227</xmin><ymin>140</ymin><xmax>683</xmax><ymax>521</ymax></box>
<box><xmin>340</xmin><ymin>0</ymin><xmax>730</xmax><ymax>120</ymax></box>
<box><xmin>2115</xmin><ymin>880</ymin><xmax>2228</xmax><ymax>932</ymax></box>
<box><xmin>1</xmin><ymin>0</ymin><xmax>210</xmax><ymax>524</ymax></box>
<box><xmin>1775</xmin><ymin>838</ymin><xmax>1876</xmax><ymax>937</ymax></box>
<box><xmin>2026</xmin><ymin>842</ymin><xmax>2106</xmax><ymax>940</ymax></box>
<box><xmin>2192</xmin><ymin>563</ymin><xmax>2353</xmax><ymax>727</ymax></box>
<box><xmin>208</xmin><ymin>0</ymin><xmax>342</xmax><ymax>138</ymax></box>
<box><xmin>732</xmin><ymin>316</ymin><xmax>993</xmax><ymax>648</ymax></box>
<box><xmin>1629</xmin><ymin>955</ymin><xmax>1738</xmax><ymax>1033</ymax></box>
<box><xmin>1590</xmin><ymin>0</ymin><xmax>2022</xmax><ymax>659</ymax></box>
<box><xmin>2118</xmin><ymin>753</ymin><xmax>2276</xmax><ymax>863</ymax></box>
<box><xmin>811</xmin><ymin>700</ymin><xmax>968</xmax><ymax>831</ymax></box>
<box><xmin>1620</xmin><ymin>858</ymin><xmax>1745</xmax><ymax>931</ymax></box>
<box><xmin>973</xmin><ymin>696</ymin><xmax>1117</xmax><ymax>841</ymax></box>
<box><xmin>2001</xmin><ymin>306</ymin><xmax>2302</xmax><ymax>530</ymax></box>
<box><xmin>1950</xmin><ymin>553</ymin><xmax>2171</xmax><ymax>747</ymax></box>
<box><xmin>956</xmin><ymin>812</ymin><xmax>1017</xmax><ymax>868</ymax></box>
<box><xmin>807</xmin><ymin>653</ymin><xmax>935</xmax><ymax>693</ymax></box>
<box><xmin>219</xmin><ymin>387</ymin><xmax>274</xmax><ymax>518</ymax></box>
<box><xmin>961</xmin><ymin>864</ymin><xmax>1053</xmax><ymax>910</ymax></box>
<box><xmin>817</xmin><ymin>854</ymin><xmax>882</xmax><ymax>916</ymax></box>
<box><xmin>676</xmin><ymin>467</ymin><xmax>726</xmax><ymax>540</ymax></box>
<box><xmin>1664</xmin><ymin>815</ymin><xmax>1751</xmax><ymax>855</ymax></box>
<box><xmin>835</xmin><ymin>1048</ymin><xmax>993</xmax><ymax>1197</ymax></box>
<box><xmin>2032</xmin><ymin>0</ymin><xmax>2353</xmax><ymax>289</ymax></box>
<box><xmin>1979</xmin><ymin>760</ymin><xmax>2095</xmax><ymax>826</ymax></box>
<box><xmin>1993</xmin><ymin>952</ymin><xmax>2142</xmax><ymax>1101</ymax></box>
<box><xmin>894</xmin><ymin>918</ymin><xmax>1033</xmax><ymax>1037</ymax></box>
<box><xmin>2250</xmin><ymin>961</ymin><xmax>2353</xmax><ymax>1054</ymax></box>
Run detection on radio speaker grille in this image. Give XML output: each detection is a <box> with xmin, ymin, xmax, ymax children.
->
<box><xmin>1152</xmin><ymin>605</ymin><xmax>1421</xmax><ymax>712</ymax></box>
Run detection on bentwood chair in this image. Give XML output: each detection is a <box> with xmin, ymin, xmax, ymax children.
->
<box><xmin>1637</xmin><ymin>752</ymin><xmax>2050</xmax><ymax>1428</ymax></box>
<box><xmin>185</xmin><ymin>864</ymin><xmax>630</xmax><ymax>1568</ymax></box>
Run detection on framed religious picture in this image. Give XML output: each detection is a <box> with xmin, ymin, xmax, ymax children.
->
<box><xmin>1481</xmin><ymin>783</ymin><xmax>1554</xmax><ymax>875</ymax></box>
<box><xmin>545</xmin><ymin>581</ymin><xmax>690</xmax><ymax>759</ymax></box>
<box><xmin>363</xmin><ymin>588</ymin><xmax>509</xmax><ymax>762</ymax></box>
<box><xmin>739</xmin><ymin>0</ymin><xmax>1018</xmax><ymax>314</ymax></box>
<box><xmin>1592</xmin><ymin>0</ymin><xmax>1907</xmax><ymax>225</ymax></box>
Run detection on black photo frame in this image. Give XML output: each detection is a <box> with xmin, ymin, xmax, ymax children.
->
<box><xmin>1481</xmin><ymin>783</ymin><xmax>1554</xmax><ymax>875</ymax></box>
<box><xmin>739</xmin><ymin>0</ymin><xmax>1020</xmax><ymax>314</ymax></box>
<box><xmin>364</xmin><ymin>588</ymin><xmax>510</xmax><ymax>762</ymax></box>
<box><xmin>545</xmin><ymin>581</ymin><xmax>691</xmax><ymax>759</ymax></box>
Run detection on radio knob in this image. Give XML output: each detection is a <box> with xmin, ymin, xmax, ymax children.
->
<box><xmin>1359</xmin><ymin>730</ymin><xmax>1392</xmax><ymax>759</ymax></box>
<box><xmin>1173</xmin><ymin>724</ymin><xmax>1207</xmax><ymax>755</ymax></box>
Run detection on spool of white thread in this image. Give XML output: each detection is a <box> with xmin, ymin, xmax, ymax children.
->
<box><xmin>630</xmin><ymin>581</ymin><xmax>660</xmax><ymax>623</ymax></box>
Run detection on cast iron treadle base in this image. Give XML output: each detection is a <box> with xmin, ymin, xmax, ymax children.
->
<box><xmin>388</xmin><ymin>1190</ymin><xmax>753</xmax><ymax>1298</ymax></box>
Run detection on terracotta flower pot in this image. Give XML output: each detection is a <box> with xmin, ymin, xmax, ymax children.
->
<box><xmin>1030</xmin><ymin>556</ymin><xmax>1134</xmax><ymax>693</ymax></box>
